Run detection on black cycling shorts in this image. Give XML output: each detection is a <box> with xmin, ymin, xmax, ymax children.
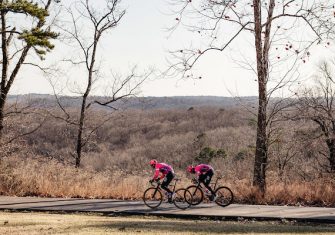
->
<box><xmin>161</xmin><ymin>171</ymin><xmax>174</xmax><ymax>188</ymax></box>
<box><xmin>198</xmin><ymin>169</ymin><xmax>213</xmax><ymax>186</ymax></box>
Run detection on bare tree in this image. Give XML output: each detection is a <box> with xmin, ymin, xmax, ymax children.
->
<box><xmin>297</xmin><ymin>60</ymin><xmax>335</xmax><ymax>173</ymax></box>
<box><xmin>168</xmin><ymin>0</ymin><xmax>335</xmax><ymax>192</ymax></box>
<box><xmin>55</xmin><ymin>0</ymin><xmax>149</xmax><ymax>168</ymax></box>
<box><xmin>268</xmin><ymin>118</ymin><xmax>302</xmax><ymax>181</ymax></box>
<box><xmin>0</xmin><ymin>0</ymin><xmax>59</xmax><ymax>141</ymax></box>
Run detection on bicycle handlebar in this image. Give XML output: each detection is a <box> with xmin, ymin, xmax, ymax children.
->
<box><xmin>149</xmin><ymin>179</ymin><xmax>161</xmax><ymax>186</ymax></box>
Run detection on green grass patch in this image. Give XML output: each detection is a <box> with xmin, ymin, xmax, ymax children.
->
<box><xmin>0</xmin><ymin>212</ymin><xmax>334</xmax><ymax>235</ymax></box>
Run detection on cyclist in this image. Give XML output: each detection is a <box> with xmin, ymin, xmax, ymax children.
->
<box><xmin>187</xmin><ymin>164</ymin><xmax>216</xmax><ymax>201</ymax></box>
<box><xmin>149</xmin><ymin>159</ymin><xmax>175</xmax><ymax>202</ymax></box>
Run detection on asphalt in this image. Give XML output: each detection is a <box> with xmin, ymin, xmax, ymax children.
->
<box><xmin>0</xmin><ymin>196</ymin><xmax>334</xmax><ymax>223</ymax></box>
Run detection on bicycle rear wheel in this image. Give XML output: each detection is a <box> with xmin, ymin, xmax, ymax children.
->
<box><xmin>173</xmin><ymin>188</ymin><xmax>192</xmax><ymax>210</ymax></box>
<box><xmin>214</xmin><ymin>186</ymin><xmax>234</xmax><ymax>207</ymax></box>
<box><xmin>143</xmin><ymin>187</ymin><xmax>163</xmax><ymax>209</ymax></box>
<box><xmin>186</xmin><ymin>185</ymin><xmax>203</xmax><ymax>206</ymax></box>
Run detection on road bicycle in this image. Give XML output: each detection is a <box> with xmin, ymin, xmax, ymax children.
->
<box><xmin>143</xmin><ymin>178</ymin><xmax>192</xmax><ymax>210</ymax></box>
<box><xmin>186</xmin><ymin>176</ymin><xmax>234</xmax><ymax>207</ymax></box>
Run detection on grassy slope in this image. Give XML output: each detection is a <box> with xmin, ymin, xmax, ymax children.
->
<box><xmin>0</xmin><ymin>212</ymin><xmax>334</xmax><ymax>235</ymax></box>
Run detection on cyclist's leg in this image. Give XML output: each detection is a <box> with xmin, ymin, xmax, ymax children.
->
<box><xmin>161</xmin><ymin>172</ymin><xmax>174</xmax><ymax>194</ymax></box>
<box><xmin>198</xmin><ymin>174</ymin><xmax>206</xmax><ymax>183</ymax></box>
<box><xmin>203</xmin><ymin>170</ymin><xmax>215</xmax><ymax>195</ymax></box>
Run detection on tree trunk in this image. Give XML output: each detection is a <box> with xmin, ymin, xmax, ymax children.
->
<box><xmin>0</xmin><ymin>96</ymin><xmax>5</xmax><ymax>140</ymax></box>
<box><xmin>253</xmin><ymin>92</ymin><xmax>268</xmax><ymax>193</ymax></box>
<box><xmin>0</xmin><ymin>9</ymin><xmax>8</xmax><ymax>140</ymax></box>
<box><xmin>278</xmin><ymin>162</ymin><xmax>284</xmax><ymax>181</ymax></box>
<box><xmin>327</xmin><ymin>140</ymin><xmax>335</xmax><ymax>173</ymax></box>
<box><xmin>75</xmin><ymin>98</ymin><xmax>86</xmax><ymax>168</ymax></box>
<box><xmin>74</xmin><ymin>37</ymin><xmax>97</xmax><ymax>168</ymax></box>
<box><xmin>252</xmin><ymin>0</ymin><xmax>269</xmax><ymax>194</ymax></box>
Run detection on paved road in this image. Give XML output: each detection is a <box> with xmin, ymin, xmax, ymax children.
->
<box><xmin>0</xmin><ymin>196</ymin><xmax>334</xmax><ymax>223</ymax></box>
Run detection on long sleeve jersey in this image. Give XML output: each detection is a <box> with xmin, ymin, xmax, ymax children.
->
<box><xmin>194</xmin><ymin>164</ymin><xmax>214</xmax><ymax>176</ymax></box>
<box><xmin>153</xmin><ymin>163</ymin><xmax>174</xmax><ymax>180</ymax></box>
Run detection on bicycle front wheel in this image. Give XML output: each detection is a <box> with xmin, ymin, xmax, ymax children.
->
<box><xmin>214</xmin><ymin>186</ymin><xmax>234</xmax><ymax>207</ymax></box>
<box><xmin>173</xmin><ymin>188</ymin><xmax>192</xmax><ymax>210</ymax></box>
<box><xmin>186</xmin><ymin>185</ymin><xmax>204</xmax><ymax>206</ymax></box>
<box><xmin>143</xmin><ymin>187</ymin><xmax>163</xmax><ymax>209</ymax></box>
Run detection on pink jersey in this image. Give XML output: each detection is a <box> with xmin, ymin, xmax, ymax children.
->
<box><xmin>153</xmin><ymin>163</ymin><xmax>174</xmax><ymax>180</ymax></box>
<box><xmin>194</xmin><ymin>164</ymin><xmax>213</xmax><ymax>176</ymax></box>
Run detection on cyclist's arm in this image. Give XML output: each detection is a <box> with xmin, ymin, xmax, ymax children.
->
<box><xmin>195</xmin><ymin>171</ymin><xmax>202</xmax><ymax>178</ymax></box>
<box><xmin>159</xmin><ymin>173</ymin><xmax>165</xmax><ymax>180</ymax></box>
<box><xmin>153</xmin><ymin>168</ymin><xmax>160</xmax><ymax>180</ymax></box>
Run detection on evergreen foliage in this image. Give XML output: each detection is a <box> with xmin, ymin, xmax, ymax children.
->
<box><xmin>1</xmin><ymin>0</ymin><xmax>48</xmax><ymax>21</ymax></box>
<box><xmin>195</xmin><ymin>146</ymin><xmax>227</xmax><ymax>164</ymax></box>
<box><xmin>1</xmin><ymin>0</ymin><xmax>58</xmax><ymax>59</ymax></box>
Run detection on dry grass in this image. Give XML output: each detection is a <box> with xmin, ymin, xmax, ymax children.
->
<box><xmin>233</xmin><ymin>179</ymin><xmax>335</xmax><ymax>206</ymax></box>
<box><xmin>0</xmin><ymin>157</ymin><xmax>147</xmax><ymax>199</ymax></box>
<box><xmin>0</xmin><ymin>157</ymin><xmax>334</xmax><ymax>206</ymax></box>
<box><xmin>0</xmin><ymin>212</ymin><xmax>335</xmax><ymax>235</ymax></box>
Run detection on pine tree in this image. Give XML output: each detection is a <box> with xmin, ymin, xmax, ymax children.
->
<box><xmin>0</xmin><ymin>0</ymin><xmax>59</xmax><ymax>139</ymax></box>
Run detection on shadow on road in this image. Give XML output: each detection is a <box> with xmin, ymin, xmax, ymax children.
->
<box><xmin>71</xmin><ymin>219</ymin><xmax>335</xmax><ymax>234</ymax></box>
<box><xmin>0</xmin><ymin>198</ymin><xmax>87</xmax><ymax>206</ymax></box>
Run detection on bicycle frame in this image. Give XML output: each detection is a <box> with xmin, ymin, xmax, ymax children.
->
<box><xmin>151</xmin><ymin>178</ymin><xmax>180</xmax><ymax>195</ymax></box>
<box><xmin>194</xmin><ymin>177</ymin><xmax>222</xmax><ymax>192</ymax></box>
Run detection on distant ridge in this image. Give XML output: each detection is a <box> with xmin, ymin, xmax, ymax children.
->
<box><xmin>8</xmin><ymin>94</ymin><xmax>258</xmax><ymax>110</ymax></box>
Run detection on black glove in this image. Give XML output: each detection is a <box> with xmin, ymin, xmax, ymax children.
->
<box><xmin>191</xmin><ymin>178</ymin><xmax>198</xmax><ymax>184</ymax></box>
<box><xmin>149</xmin><ymin>179</ymin><xmax>154</xmax><ymax>184</ymax></box>
<box><xmin>155</xmin><ymin>178</ymin><xmax>160</xmax><ymax>182</ymax></box>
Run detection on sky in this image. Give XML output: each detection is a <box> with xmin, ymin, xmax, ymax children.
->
<box><xmin>9</xmin><ymin>0</ymin><xmax>335</xmax><ymax>97</ymax></box>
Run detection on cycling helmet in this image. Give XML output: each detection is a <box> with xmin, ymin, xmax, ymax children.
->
<box><xmin>150</xmin><ymin>159</ymin><xmax>157</xmax><ymax>167</ymax></box>
<box><xmin>187</xmin><ymin>165</ymin><xmax>195</xmax><ymax>173</ymax></box>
